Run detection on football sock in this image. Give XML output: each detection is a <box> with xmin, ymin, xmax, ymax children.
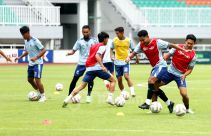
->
<box><xmin>155</xmin><ymin>89</ymin><xmax>168</xmax><ymax>102</ymax></box>
<box><xmin>68</xmin><ymin>76</ymin><xmax>80</xmax><ymax>95</ymax></box>
<box><xmin>87</xmin><ymin>81</ymin><xmax>94</xmax><ymax>96</ymax></box>
<box><xmin>147</xmin><ymin>84</ymin><xmax>154</xmax><ymax>99</ymax></box>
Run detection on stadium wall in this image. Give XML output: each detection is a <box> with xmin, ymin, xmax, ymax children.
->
<box><xmin>0</xmin><ymin>49</ymin><xmax>210</xmax><ymax>64</ymax></box>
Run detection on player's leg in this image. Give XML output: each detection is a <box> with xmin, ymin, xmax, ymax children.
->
<box><xmin>123</xmin><ymin>64</ymin><xmax>135</xmax><ymax>97</ymax></box>
<box><xmin>63</xmin><ymin>81</ymin><xmax>88</xmax><ymax>107</ymax></box>
<box><xmin>97</xmin><ymin>70</ymin><xmax>116</xmax><ymax>105</ymax></box>
<box><xmin>27</xmin><ymin>65</ymin><xmax>38</xmax><ymax>90</ymax></box>
<box><xmin>86</xmin><ymin>81</ymin><xmax>94</xmax><ymax>103</ymax></box>
<box><xmin>139</xmin><ymin>66</ymin><xmax>159</xmax><ymax>109</ymax></box>
<box><xmin>63</xmin><ymin>71</ymin><xmax>95</xmax><ymax>107</ymax></box>
<box><xmin>33</xmin><ymin>64</ymin><xmax>46</xmax><ymax>102</ymax></box>
<box><xmin>103</xmin><ymin>62</ymin><xmax>114</xmax><ymax>90</ymax></box>
<box><xmin>175</xmin><ymin>77</ymin><xmax>193</xmax><ymax>113</ymax></box>
<box><xmin>115</xmin><ymin>65</ymin><xmax>124</xmax><ymax>91</ymax></box>
<box><xmin>68</xmin><ymin>65</ymin><xmax>85</xmax><ymax>95</ymax></box>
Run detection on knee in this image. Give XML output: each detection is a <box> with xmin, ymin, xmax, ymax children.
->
<box><xmin>180</xmin><ymin>92</ymin><xmax>188</xmax><ymax>98</ymax></box>
<box><xmin>124</xmin><ymin>75</ymin><xmax>130</xmax><ymax>81</ymax></box>
<box><xmin>148</xmin><ymin>78</ymin><xmax>156</xmax><ymax>84</ymax></box>
<box><xmin>27</xmin><ymin>78</ymin><xmax>33</xmax><ymax>83</ymax></box>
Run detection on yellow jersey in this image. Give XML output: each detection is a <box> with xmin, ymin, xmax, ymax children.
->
<box><xmin>112</xmin><ymin>37</ymin><xmax>132</xmax><ymax>61</ymax></box>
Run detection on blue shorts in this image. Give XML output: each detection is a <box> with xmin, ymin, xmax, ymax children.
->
<box><xmin>103</xmin><ymin>62</ymin><xmax>114</xmax><ymax>73</ymax></box>
<box><xmin>74</xmin><ymin>65</ymin><xmax>86</xmax><ymax>77</ymax></box>
<box><xmin>151</xmin><ymin>66</ymin><xmax>167</xmax><ymax>79</ymax></box>
<box><xmin>83</xmin><ymin>70</ymin><xmax>111</xmax><ymax>83</ymax></box>
<box><xmin>115</xmin><ymin>64</ymin><xmax>130</xmax><ymax>78</ymax></box>
<box><xmin>159</xmin><ymin>70</ymin><xmax>187</xmax><ymax>88</ymax></box>
<box><xmin>28</xmin><ymin>64</ymin><xmax>43</xmax><ymax>79</ymax></box>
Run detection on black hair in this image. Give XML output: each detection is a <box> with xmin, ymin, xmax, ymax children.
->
<box><xmin>98</xmin><ymin>32</ymin><xmax>109</xmax><ymax>42</ymax></box>
<box><xmin>114</xmin><ymin>27</ymin><xmax>124</xmax><ymax>32</ymax></box>
<box><xmin>20</xmin><ymin>26</ymin><xmax>30</xmax><ymax>35</ymax></box>
<box><xmin>137</xmin><ymin>30</ymin><xmax>148</xmax><ymax>37</ymax></box>
<box><xmin>186</xmin><ymin>34</ymin><xmax>196</xmax><ymax>43</ymax></box>
<box><xmin>82</xmin><ymin>25</ymin><xmax>90</xmax><ymax>30</ymax></box>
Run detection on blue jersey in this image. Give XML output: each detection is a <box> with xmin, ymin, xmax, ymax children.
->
<box><xmin>25</xmin><ymin>37</ymin><xmax>44</xmax><ymax>66</ymax></box>
<box><xmin>73</xmin><ymin>37</ymin><xmax>98</xmax><ymax>65</ymax></box>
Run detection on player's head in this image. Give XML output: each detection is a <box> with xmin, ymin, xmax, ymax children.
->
<box><xmin>98</xmin><ymin>32</ymin><xmax>109</xmax><ymax>45</ymax></box>
<box><xmin>185</xmin><ymin>34</ymin><xmax>196</xmax><ymax>49</ymax></box>
<box><xmin>114</xmin><ymin>27</ymin><xmax>124</xmax><ymax>39</ymax></box>
<box><xmin>82</xmin><ymin>25</ymin><xmax>91</xmax><ymax>39</ymax></box>
<box><xmin>20</xmin><ymin>26</ymin><xmax>30</xmax><ymax>40</ymax></box>
<box><xmin>137</xmin><ymin>30</ymin><xmax>150</xmax><ymax>45</ymax></box>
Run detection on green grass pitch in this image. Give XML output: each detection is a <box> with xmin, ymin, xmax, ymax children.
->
<box><xmin>0</xmin><ymin>64</ymin><xmax>211</xmax><ymax>136</ymax></box>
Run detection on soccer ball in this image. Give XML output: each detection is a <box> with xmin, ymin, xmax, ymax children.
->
<box><xmin>55</xmin><ymin>83</ymin><xmax>63</xmax><ymax>91</ymax></box>
<box><xmin>28</xmin><ymin>91</ymin><xmax>40</xmax><ymax>101</ymax></box>
<box><xmin>121</xmin><ymin>91</ymin><xmax>130</xmax><ymax>100</ymax></box>
<box><xmin>174</xmin><ymin>104</ymin><xmax>186</xmax><ymax>116</ymax></box>
<box><xmin>150</xmin><ymin>101</ymin><xmax>162</xmax><ymax>113</ymax></box>
<box><xmin>71</xmin><ymin>94</ymin><xmax>81</xmax><ymax>104</ymax></box>
<box><xmin>115</xmin><ymin>96</ymin><xmax>126</xmax><ymax>107</ymax></box>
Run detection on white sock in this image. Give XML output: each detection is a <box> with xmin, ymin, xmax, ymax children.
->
<box><xmin>145</xmin><ymin>99</ymin><xmax>151</xmax><ymax>105</ymax></box>
<box><xmin>64</xmin><ymin>95</ymin><xmax>72</xmax><ymax>103</ymax></box>
<box><xmin>130</xmin><ymin>86</ymin><xmax>135</xmax><ymax>93</ymax></box>
<box><xmin>108</xmin><ymin>92</ymin><xmax>113</xmax><ymax>97</ymax></box>
<box><xmin>40</xmin><ymin>93</ymin><xmax>45</xmax><ymax>97</ymax></box>
<box><xmin>104</xmin><ymin>80</ymin><xmax>109</xmax><ymax>85</ymax></box>
<box><xmin>165</xmin><ymin>99</ymin><xmax>171</xmax><ymax>106</ymax></box>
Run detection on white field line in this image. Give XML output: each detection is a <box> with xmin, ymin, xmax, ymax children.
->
<box><xmin>0</xmin><ymin>128</ymin><xmax>211</xmax><ymax>135</ymax></box>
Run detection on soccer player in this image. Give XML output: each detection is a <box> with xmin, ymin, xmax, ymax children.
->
<box><xmin>154</xmin><ymin>34</ymin><xmax>197</xmax><ymax>114</ymax></box>
<box><xmin>103</xmin><ymin>39</ymin><xmax>114</xmax><ymax>90</ymax></box>
<box><xmin>127</xmin><ymin>30</ymin><xmax>186</xmax><ymax>113</ymax></box>
<box><xmin>15</xmin><ymin>26</ymin><xmax>47</xmax><ymax>102</ymax></box>
<box><xmin>111</xmin><ymin>27</ymin><xmax>136</xmax><ymax>98</ymax></box>
<box><xmin>66</xmin><ymin>25</ymin><xmax>98</xmax><ymax>103</ymax></box>
<box><xmin>63</xmin><ymin>32</ymin><xmax>116</xmax><ymax>107</ymax></box>
<box><xmin>0</xmin><ymin>50</ymin><xmax>12</xmax><ymax>62</ymax></box>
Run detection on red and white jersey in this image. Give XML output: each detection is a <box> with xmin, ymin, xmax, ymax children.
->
<box><xmin>170</xmin><ymin>44</ymin><xmax>196</xmax><ymax>74</ymax></box>
<box><xmin>134</xmin><ymin>38</ymin><xmax>169</xmax><ymax>67</ymax></box>
<box><xmin>86</xmin><ymin>43</ymin><xmax>106</xmax><ymax>71</ymax></box>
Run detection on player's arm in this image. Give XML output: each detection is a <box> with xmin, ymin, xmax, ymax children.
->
<box><xmin>163</xmin><ymin>48</ymin><xmax>176</xmax><ymax>60</ymax></box>
<box><xmin>96</xmin><ymin>46</ymin><xmax>107</xmax><ymax>72</ymax></box>
<box><xmin>181</xmin><ymin>56</ymin><xmax>197</xmax><ymax>80</ymax></box>
<box><xmin>0</xmin><ymin>50</ymin><xmax>12</xmax><ymax>62</ymax></box>
<box><xmin>66</xmin><ymin>50</ymin><xmax>76</xmax><ymax>56</ymax></box>
<box><xmin>110</xmin><ymin>42</ymin><xmax>115</xmax><ymax>61</ymax></box>
<box><xmin>15</xmin><ymin>51</ymin><xmax>28</xmax><ymax>62</ymax></box>
<box><xmin>168</xmin><ymin>43</ymin><xmax>186</xmax><ymax>52</ymax></box>
<box><xmin>67</xmin><ymin>40</ymin><xmax>79</xmax><ymax>56</ymax></box>
<box><xmin>126</xmin><ymin>43</ymin><xmax>140</xmax><ymax>63</ymax></box>
<box><xmin>31</xmin><ymin>48</ymin><xmax>46</xmax><ymax>62</ymax></box>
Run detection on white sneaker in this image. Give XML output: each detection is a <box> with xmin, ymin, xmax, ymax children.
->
<box><xmin>86</xmin><ymin>96</ymin><xmax>92</xmax><ymax>103</ymax></box>
<box><xmin>186</xmin><ymin>109</ymin><xmax>194</xmax><ymax>114</ymax></box>
<box><xmin>106</xmin><ymin>97</ymin><xmax>114</xmax><ymax>105</ymax></box>
<box><xmin>38</xmin><ymin>96</ymin><xmax>46</xmax><ymax>102</ymax></box>
<box><xmin>130</xmin><ymin>90</ymin><xmax>136</xmax><ymax>97</ymax></box>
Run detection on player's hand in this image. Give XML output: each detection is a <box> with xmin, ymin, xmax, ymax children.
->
<box><xmin>30</xmin><ymin>57</ymin><xmax>38</xmax><ymax>62</ymax></box>
<box><xmin>125</xmin><ymin>57</ymin><xmax>130</xmax><ymax>63</ymax></box>
<box><xmin>111</xmin><ymin>57</ymin><xmax>115</xmax><ymax>62</ymax></box>
<box><xmin>66</xmin><ymin>52</ymin><xmax>71</xmax><ymax>56</ymax></box>
<box><xmin>101</xmin><ymin>66</ymin><xmax>107</xmax><ymax>72</ymax></box>
<box><xmin>6</xmin><ymin>57</ymin><xmax>12</xmax><ymax>62</ymax></box>
<box><xmin>181</xmin><ymin>74</ymin><xmax>186</xmax><ymax>80</ymax></box>
<box><xmin>14</xmin><ymin>57</ymin><xmax>20</xmax><ymax>62</ymax></box>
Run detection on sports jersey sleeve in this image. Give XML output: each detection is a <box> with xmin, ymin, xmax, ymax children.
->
<box><xmin>189</xmin><ymin>55</ymin><xmax>197</xmax><ymax>69</ymax></box>
<box><xmin>35</xmin><ymin>39</ymin><xmax>44</xmax><ymax>50</ymax></box>
<box><xmin>72</xmin><ymin>40</ymin><xmax>80</xmax><ymax>51</ymax></box>
<box><xmin>134</xmin><ymin>43</ymin><xmax>141</xmax><ymax>53</ymax></box>
<box><xmin>157</xmin><ymin>39</ymin><xmax>169</xmax><ymax>49</ymax></box>
<box><xmin>169</xmin><ymin>48</ymin><xmax>176</xmax><ymax>55</ymax></box>
<box><xmin>110</xmin><ymin>41</ymin><xmax>114</xmax><ymax>49</ymax></box>
<box><xmin>97</xmin><ymin>46</ymin><xmax>106</xmax><ymax>55</ymax></box>
<box><xmin>129</xmin><ymin>40</ymin><xmax>135</xmax><ymax>50</ymax></box>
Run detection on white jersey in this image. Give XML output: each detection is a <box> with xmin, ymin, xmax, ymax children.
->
<box><xmin>103</xmin><ymin>39</ymin><xmax>112</xmax><ymax>63</ymax></box>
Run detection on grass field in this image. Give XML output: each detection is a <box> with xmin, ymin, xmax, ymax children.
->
<box><xmin>0</xmin><ymin>64</ymin><xmax>211</xmax><ymax>136</ymax></box>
